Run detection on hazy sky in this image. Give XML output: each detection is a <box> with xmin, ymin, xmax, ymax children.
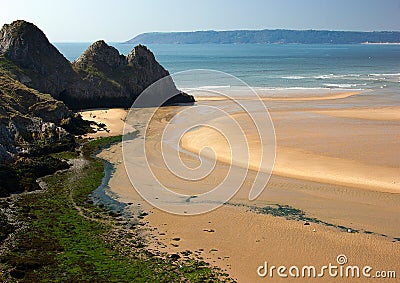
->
<box><xmin>1</xmin><ymin>0</ymin><xmax>400</xmax><ymax>42</ymax></box>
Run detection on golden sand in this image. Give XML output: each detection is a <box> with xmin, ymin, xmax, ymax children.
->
<box><xmin>80</xmin><ymin>108</ymin><xmax>127</xmax><ymax>138</ymax></box>
<box><xmin>88</xmin><ymin>89</ymin><xmax>400</xmax><ymax>282</ymax></box>
<box><xmin>312</xmin><ymin>106</ymin><xmax>400</xmax><ymax>121</ymax></box>
<box><xmin>181</xmin><ymin>110</ymin><xmax>400</xmax><ymax>193</ymax></box>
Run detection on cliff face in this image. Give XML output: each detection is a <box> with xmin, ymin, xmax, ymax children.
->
<box><xmin>0</xmin><ymin>20</ymin><xmax>78</xmax><ymax>96</ymax></box>
<box><xmin>70</xmin><ymin>41</ymin><xmax>193</xmax><ymax>108</ymax></box>
<box><xmin>0</xmin><ymin>67</ymin><xmax>76</xmax><ymax>164</ymax></box>
<box><xmin>0</xmin><ymin>20</ymin><xmax>194</xmax><ymax>165</ymax></box>
<box><xmin>0</xmin><ymin>20</ymin><xmax>194</xmax><ymax>110</ymax></box>
<box><xmin>1</xmin><ymin>20</ymin><xmax>197</xmax><ymax>197</ymax></box>
<box><xmin>74</xmin><ymin>40</ymin><xmax>126</xmax><ymax>71</ymax></box>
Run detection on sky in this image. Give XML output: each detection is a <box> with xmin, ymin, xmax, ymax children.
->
<box><xmin>1</xmin><ymin>0</ymin><xmax>400</xmax><ymax>42</ymax></box>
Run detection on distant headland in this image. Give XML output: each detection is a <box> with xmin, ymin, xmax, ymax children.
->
<box><xmin>126</xmin><ymin>29</ymin><xmax>400</xmax><ymax>44</ymax></box>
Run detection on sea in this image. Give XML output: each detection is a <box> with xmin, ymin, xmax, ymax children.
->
<box><xmin>54</xmin><ymin>43</ymin><xmax>400</xmax><ymax>93</ymax></box>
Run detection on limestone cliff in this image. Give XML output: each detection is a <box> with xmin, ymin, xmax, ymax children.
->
<box><xmin>0</xmin><ymin>66</ymin><xmax>78</xmax><ymax>164</ymax></box>
<box><xmin>0</xmin><ymin>20</ymin><xmax>194</xmax><ymax>109</ymax></box>
<box><xmin>0</xmin><ymin>19</ymin><xmax>194</xmax><ymax>168</ymax></box>
<box><xmin>71</xmin><ymin>41</ymin><xmax>194</xmax><ymax>108</ymax></box>
<box><xmin>0</xmin><ymin>20</ymin><xmax>78</xmax><ymax>97</ymax></box>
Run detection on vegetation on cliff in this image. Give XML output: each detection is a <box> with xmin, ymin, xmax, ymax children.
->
<box><xmin>0</xmin><ymin>56</ymin><xmax>92</xmax><ymax>196</ymax></box>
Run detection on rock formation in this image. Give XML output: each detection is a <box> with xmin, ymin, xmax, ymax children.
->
<box><xmin>0</xmin><ymin>20</ymin><xmax>194</xmax><ymax>110</ymax></box>
<box><xmin>0</xmin><ymin>19</ymin><xmax>195</xmax><ymax>197</ymax></box>
<box><xmin>0</xmin><ymin>63</ymin><xmax>91</xmax><ymax>196</ymax></box>
<box><xmin>0</xmin><ymin>20</ymin><xmax>194</xmax><ymax>167</ymax></box>
<box><xmin>70</xmin><ymin>41</ymin><xmax>194</xmax><ymax>108</ymax></box>
<box><xmin>0</xmin><ymin>68</ymin><xmax>78</xmax><ymax>164</ymax></box>
<box><xmin>0</xmin><ymin>20</ymin><xmax>78</xmax><ymax>97</ymax></box>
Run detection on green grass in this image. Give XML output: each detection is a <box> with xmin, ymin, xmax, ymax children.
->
<box><xmin>81</xmin><ymin>135</ymin><xmax>123</xmax><ymax>158</ymax></box>
<box><xmin>0</xmin><ymin>56</ymin><xmax>25</xmax><ymax>77</ymax></box>
<box><xmin>245</xmin><ymin>203</ymin><xmax>360</xmax><ymax>233</ymax></box>
<box><xmin>0</xmin><ymin>137</ymin><xmax>231</xmax><ymax>282</ymax></box>
<box><xmin>50</xmin><ymin>151</ymin><xmax>80</xmax><ymax>160</ymax></box>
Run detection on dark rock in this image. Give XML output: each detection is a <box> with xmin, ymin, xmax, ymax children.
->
<box><xmin>0</xmin><ymin>20</ymin><xmax>78</xmax><ymax>97</ymax></box>
<box><xmin>10</xmin><ymin>269</ymin><xmax>25</xmax><ymax>279</ymax></box>
<box><xmin>168</xmin><ymin>253</ymin><xmax>181</xmax><ymax>260</ymax></box>
<box><xmin>0</xmin><ymin>164</ymin><xmax>21</xmax><ymax>196</ymax></box>
<box><xmin>0</xmin><ymin>70</ymin><xmax>77</xmax><ymax>163</ymax></box>
<box><xmin>0</xmin><ymin>20</ymin><xmax>194</xmax><ymax>110</ymax></box>
<box><xmin>70</xmin><ymin>42</ymin><xmax>194</xmax><ymax>109</ymax></box>
<box><xmin>74</xmin><ymin>40</ymin><xmax>125</xmax><ymax>70</ymax></box>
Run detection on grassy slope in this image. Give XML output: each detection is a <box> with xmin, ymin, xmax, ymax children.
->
<box><xmin>0</xmin><ymin>136</ymin><xmax>232</xmax><ymax>282</ymax></box>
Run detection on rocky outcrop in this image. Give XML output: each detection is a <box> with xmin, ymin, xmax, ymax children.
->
<box><xmin>70</xmin><ymin>41</ymin><xmax>194</xmax><ymax>108</ymax></box>
<box><xmin>0</xmin><ymin>20</ymin><xmax>78</xmax><ymax>97</ymax></box>
<box><xmin>0</xmin><ymin>19</ymin><xmax>194</xmax><ymax>167</ymax></box>
<box><xmin>0</xmin><ymin>68</ymin><xmax>79</xmax><ymax>164</ymax></box>
<box><xmin>0</xmin><ymin>20</ymin><xmax>194</xmax><ymax>109</ymax></box>
<box><xmin>74</xmin><ymin>40</ymin><xmax>126</xmax><ymax>71</ymax></box>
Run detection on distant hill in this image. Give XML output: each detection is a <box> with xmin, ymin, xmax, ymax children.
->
<box><xmin>125</xmin><ymin>29</ymin><xmax>400</xmax><ymax>44</ymax></box>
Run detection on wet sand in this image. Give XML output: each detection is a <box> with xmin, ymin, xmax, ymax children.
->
<box><xmin>181</xmin><ymin>109</ymin><xmax>400</xmax><ymax>193</ymax></box>
<box><xmin>89</xmin><ymin>89</ymin><xmax>400</xmax><ymax>282</ymax></box>
<box><xmin>312</xmin><ymin>106</ymin><xmax>400</xmax><ymax>121</ymax></box>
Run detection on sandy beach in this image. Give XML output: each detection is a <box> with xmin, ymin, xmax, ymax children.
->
<box><xmin>80</xmin><ymin>108</ymin><xmax>127</xmax><ymax>138</ymax></box>
<box><xmin>84</xmin><ymin>89</ymin><xmax>400</xmax><ymax>282</ymax></box>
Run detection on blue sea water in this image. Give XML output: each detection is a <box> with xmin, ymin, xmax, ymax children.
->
<box><xmin>54</xmin><ymin>43</ymin><xmax>400</xmax><ymax>91</ymax></box>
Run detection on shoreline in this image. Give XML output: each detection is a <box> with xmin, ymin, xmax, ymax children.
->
<box><xmin>86</xmin><ymin>87</ymin><xmax>399</xmax><ymax>282</ymax></box>
<box><xmin>0</xmin><ymin>136</ymin><xmax>230</xmax><ymax>282</ymax></box>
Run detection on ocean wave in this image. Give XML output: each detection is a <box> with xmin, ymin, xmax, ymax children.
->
<box><xmin>369</xmin><ymin>73</ymin><xmax>400</xmax><ymax>77</ymax></box>
<box><xmin>313</xmin><ymin>74</ymin><xmax>362</xmax><ymax>79</ymax></box>
<box><xmin>256</xmin><ymin>87</ymin><xmax>341</xmax><ymax>91</ymax></box>
<box><xmin>197</xmin><ymin>85</ymin><xmax>231</xmax><ymax>89</ymax></box>
<box><xmin>281</xmin><ymin>74</ymin><xmax>365</xmax><ymax>80</ymax></box>
<box><xmin>281</xmin><ymin>76</ymin><xmax>307</xmax><ymax>80</ymax></box>
<box><xmin>281</xmin><ymin>73</ymin><xmax>399</xmax><ymax>83</ymax></box>
<box><xmin>323</xmin><ymin>83</ymin><xmax>366</xmax><ymax>88</ymax></box>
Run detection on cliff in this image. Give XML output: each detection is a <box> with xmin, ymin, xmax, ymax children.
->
<box><xmin>71</xmin><ymin>41</ymin><xmax>193</xmax><ymax>108</ymax></box>
<box><xmin>0</xmin><ymin>20</ymin><xmax>194</xmax><ymax>162</ymax></box>
<box><xmin>0</xmin><ymin>20</ymin><xmax>194</xmax><ymax>109</ymax></box>
<box><xmin>0</xmin><ymin>63</ymin><xmax>86</xmax><ymax>196</ymax></box>
<box><xmin>0</xmin><ymin>63</ymin><xmax>85</xmax><ymax>164</ymax></box>
<box><xmin>126</xmin><ymin>29</ymin><xmax>400</xmax><ymax>44</ymax></box>
<box><xmin>0</xmin><ymin>20</ymin><xmax>194</xmax><ymax>196</ymax></box>
<box><xmin>0</xmin><ymin>20</ymin><xmax>78</xmax><ymax>96</ymax></box>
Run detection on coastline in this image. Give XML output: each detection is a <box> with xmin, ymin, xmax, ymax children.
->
<box><xmin>84</xmin><ymin>87</ymin><xmax>400</xmax><ymax>282</ymax></box>
<box><xmin>1</xmin><ymin>16</ymin><xmax>399</xmax><ymax>283</ymax></box>
<box><xmin>0</xmin><ymin>136</ymin><xmax>229</xmax><ymax>281</ymax></box>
